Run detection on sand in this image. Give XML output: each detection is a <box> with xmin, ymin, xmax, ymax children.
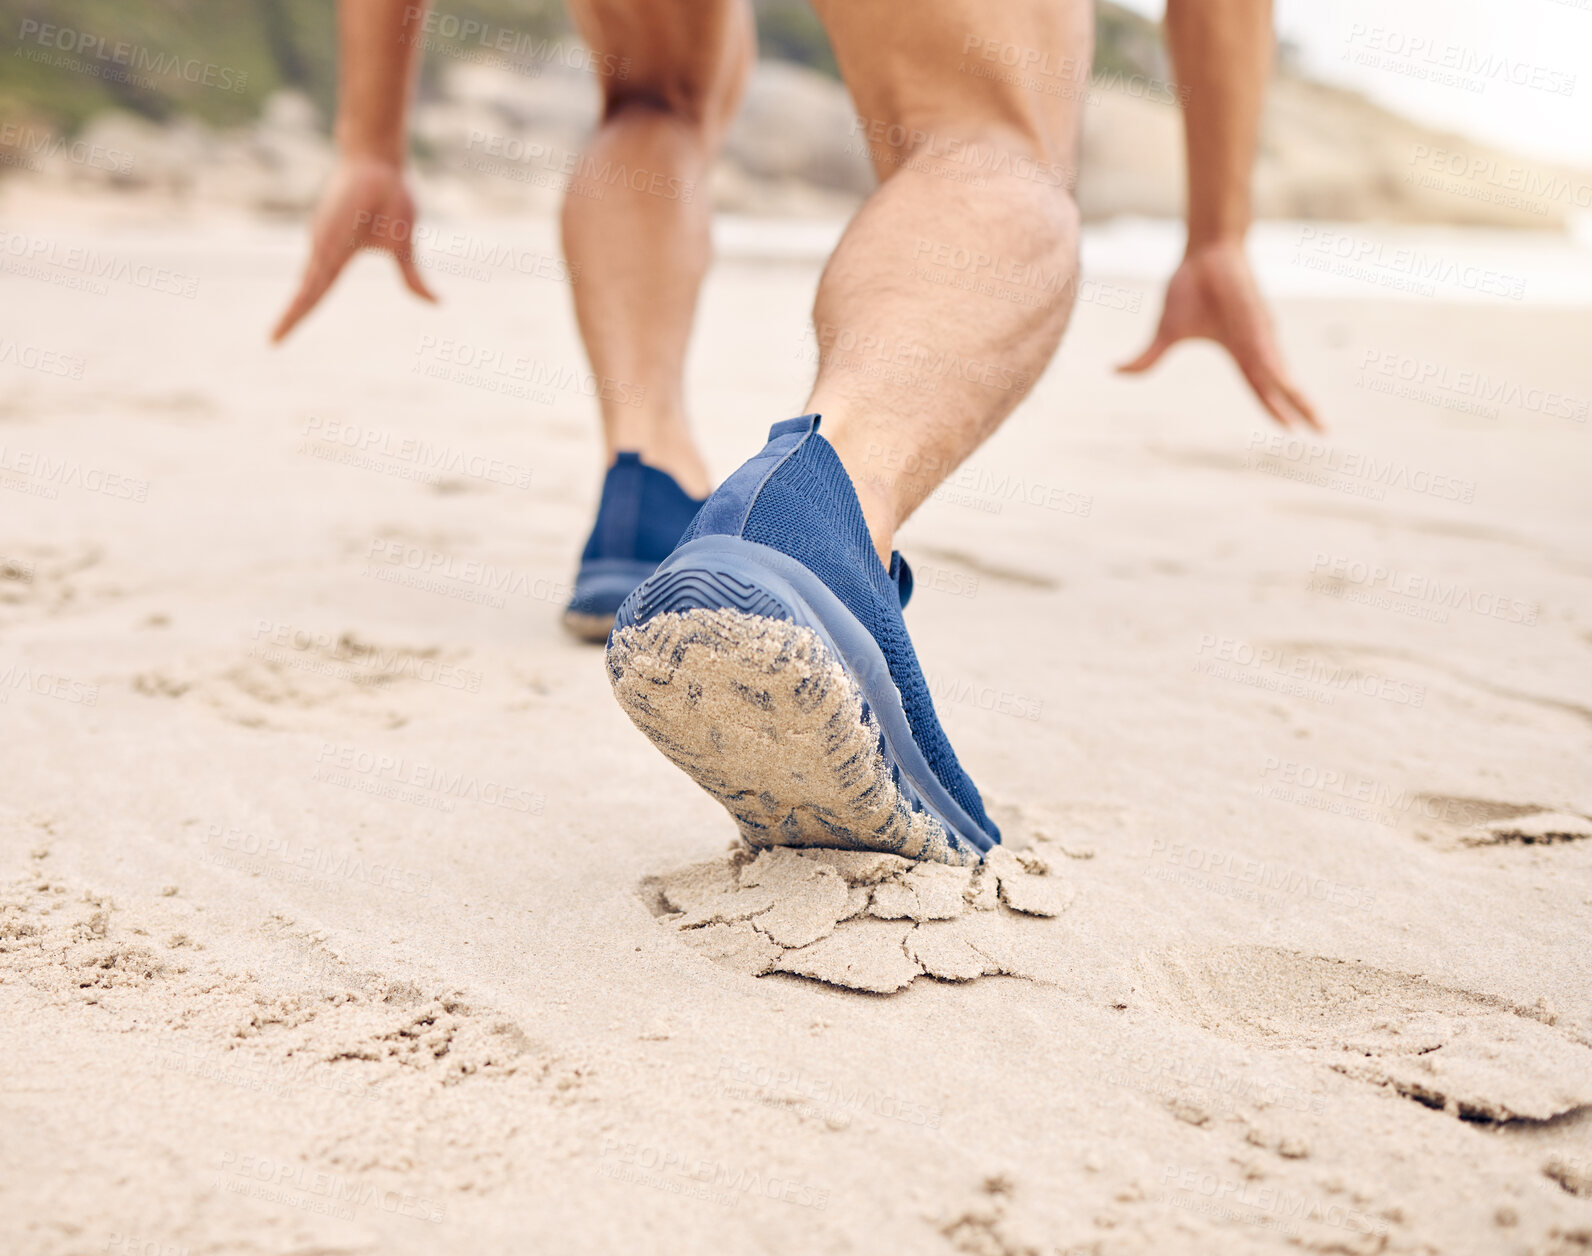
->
<box><xmin>2</xmin><ymin>209</ymin><xmax>1591</xmax><ymax>1256</ymax></box>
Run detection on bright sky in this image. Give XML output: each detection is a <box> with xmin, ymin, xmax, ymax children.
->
<box><xmin>1115</xmin><ymin>0</ymin><xmax>1592</xmax><ymax>169</ymax></box>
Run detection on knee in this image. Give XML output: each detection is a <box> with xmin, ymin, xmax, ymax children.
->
<box><xmin>599</xmin><ymin>13</ymin><xmax>753</xmax><ymax>140</ymax></box>
<box><xmin>869</xmin><ymin>116</ymin><xmax>1077</xmax><ymax>210</ymax></box>
<box><xmin>603</xmin><ymin>75</ymin><xmax>721</xmax><ymax>134</ymax></box>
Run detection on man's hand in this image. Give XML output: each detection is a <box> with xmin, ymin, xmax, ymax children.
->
<box><xmin>271</xmin><ymin>156</ymin><xmax>436</xmax><ymax>343</ymax></box>
<box><xmin>1117</xmin><ymin>241</ymin><xmax>1320</xmax><ymax>430</ymax></box>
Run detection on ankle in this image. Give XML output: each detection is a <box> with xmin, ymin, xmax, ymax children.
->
<box><xmin>827</xmin><ymin>438</ymin><xmax>897</xmax><ymax>567</ymax></box>
<box><xmin>605</xmin><ymin>429</ymin><xmax>711</xmax><ymax>500</ymax></box>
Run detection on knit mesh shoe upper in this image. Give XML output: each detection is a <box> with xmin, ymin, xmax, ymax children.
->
<box><xmin>581</xmin><ymin>453</ymin><xmax>704</xmax><ymax>567</ymax></box>
<box><xmin>567</xmin><ymin>453</ymin><xmax>704</xmax><ymax>618</ymax></box>
<box><xmin>679</xmin><ymin>414</ymin><xmax>998</xmax><ymax>842</ymax></box>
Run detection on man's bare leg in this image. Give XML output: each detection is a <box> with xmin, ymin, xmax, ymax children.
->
<box><xmin>604</xmin><ymin>0</ymin><xmax>1093</xmax><ymax>862</ymax></box>
<box><xmin>807</xmin><ymin>0</ymin><xmax>1091</xmax><ymax>562</ymax></box>
<box><xmin>561</xmin><ymin>0</ymin><xmax>753</xmax><ymax>498</ymax></box>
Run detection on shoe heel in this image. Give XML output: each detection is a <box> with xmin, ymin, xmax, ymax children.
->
<box><xmin>606</xmin><ymin>605</ymin><xmax>977</xmax><ymax>865</ymax></box>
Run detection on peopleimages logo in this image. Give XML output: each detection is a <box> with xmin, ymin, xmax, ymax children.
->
<box><xmin>1159</xmin><ymin>1164</ymin><xmax>1389</xmax><ymax>1237</ymax></box>
<box><xmin>1407</xmin><ymin>144</ymin><xmax>1592</xmax><ymax>211</ymax></box>
<box><xmin>352</xmin><ymin>214</ymin><xmax>579</xmax><ymax>283</ymax></box>
<box><xmin>847</xmin><ymin>116</ymin><xmax>1071</xmax><ymax>188</ymax></box>
<box><xmin>216</xmin><ymin>1151</ymin><xmax>444</xmax><ymax>1223</ymax></box>
<box><xmin>1246</xmin><ymin>431</ymin><xmax>1476</xmax><ymax>503</ymax></box>
<box><xmin>1357</xmin><ymin>350</ymin><xmax>1588</xmax><ymax>423</ymax></box>
<box><xmin>956</xmin><ymin>34</ymin><xmax>1187</xmax><ymax>106</ymax></box>
<box><xmin>1342</xmin><ymin>24</ymin><xmax>1577</xmax><ymax>97</ymax></box>
<box><xmin>1144</xmin><ymin>837</ymin><xmax>1377</xmax><ymax>911</ymax></box>
<box><xmin>400</xmin><ymin>6</ymin><xmax>630</xmax><ymax>80</ymax></box>
<box><xmin>462</xmin><ymin>131</ymin><xmax>694</xmax><ymax>201</ymax></box>
<box><xmin>312</xmin><ymin>742</ymin><xmax>544</xmax><ymax>815</ymax></box>
<box><xmin>302</xmin><ymin>415</ymin><xmax>533</xmax><ymax>491</ymax></box>
<box><xmin>1292</xmin><ymin>226</ymin><xmax>1527</xmax><ymax>300</ymax></box>
<box><xmin>598</xmin><ymin>1137</ymin><xmax>830</xmax><ymax>1211</ymax></box>
<box><xmin>864</xmin><ymin>441</ymin><xmax>1091</xmax><ymax>516</ymax></box>
<box><xmin>911</xmin><ymin>237</ymin><xmax>1072</xmax><ymax>298</ymax></box>
<box><xmin>0</xmin><ymin>446</ymin><xmax>148</xmax><ymax>501</ymax></box>
<box><xmin>0</xmin><ymin>337</ymin><xmax>86</xmax><ymax>379</ymax></box>
<box><xmin>1098</xmin><ymin>1040</ymin><xmax>1331</xmax><ymax>1113</ymax></box>
<box><xmin>250</xmin><ymin>619</ymin><xmax>484</xmax><ymax>692</ymax></box>
<box><xmin>715</xmin><ymin>1057</ymin><xmax>942</xmax><ymax>1128</ymax></box>
<box><xmin>1195</xmin><ymin>635</ymin><xmax>1426</xmax><ymax>708</ymax></box>
<box><xmin>0</xmin><ymin>663</ymin><xmax>100</xmax><ymax>706</ymax></box>
<box><xmin>0</xmin><ymin>122</ymin><xmax>133</xmax><ymax>174</ymax></box>
<box><xmin>412</xmin><ymin>335</ymin><xmax>647</xmax><ymax>407</ymax></box>
<box><xmin>0</xmin><ymin>227</ymin><xmax>199</xmax><ymax>298</ymax></box>
<box><xmin>201</xmin><ymin>823</ymin><xmax>433</xmax><ymax>897</ymax></box>
<box><xmin>811</xmin><ymin>322</ymin><xmax>1030</xmax><ymax>393</ymax></box>
<box><xmin>1258</xmin><ymin>758</ymin><xmax>1514</xmax><ymax>830</ymax></box>
<box><xmin>14</xmin><ymin>20</ymin><xmax>248</xmax><ymax>93</ymax></box>
<box><xmin>1307</xmin><ymin>553</ymin><xmax>1538</xmax><ymax>626</ymax></box>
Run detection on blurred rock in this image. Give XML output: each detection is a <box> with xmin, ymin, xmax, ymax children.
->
<box><xmin>4</xmin><ymin>57</ymin><xmax>1585</xmax><ymax>232</ymax></box>
<box><xmin>243</xmin><ymin>90</ymin><xmax>334</xmax><ymax>213</ymax></box>
<box><xmin>724</xmin><ymin>61</ymin><xmax>873</xmax><ymax>196</ymax></box>
<box><xmin>14</xmin><ymin>90</ymin><xmax>332</xmax><ymax>215</ymax></box>
<box><xmin>1080</xmin><ymin>74</ymin><xmax>1587</xmax><ymax>230</ymax></box>
<box><xmin>1078</xmin><ymin>87</ymin><xmax>1183</xmax><ymax>220</ymax></box>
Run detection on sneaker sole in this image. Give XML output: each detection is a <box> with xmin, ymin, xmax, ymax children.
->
<box><xmin>563</xmin><ymin>557</ymin><xmax>660</xmax><ymax>644</ymax></box>
<box><xmin>561</xmin><ymin>609</ymin><xmax>616</xmax><ymax>643</ymax></box>
<box><xmin>606</xmin><ymin>537</ymin><xmax>994</xmax><ymax>866</ymax></box>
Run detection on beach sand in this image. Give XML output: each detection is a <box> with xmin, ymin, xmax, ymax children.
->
<box><xmin>2</xmin><ymin>214</ymin><xmax>1591</xmax><ymax>1255</ymax></box>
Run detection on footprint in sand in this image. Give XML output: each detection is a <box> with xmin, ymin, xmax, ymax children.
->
<box><xmin>0</xmin><ymin>543</ymin><xmax>112</xmax><ymax>617</ymax></box>
<box><xmin>1138</xmin><ymin>946</ymin><xmax>1592</xmax><ymax>1125</ymax></box>
<box><xmin>1409</xmin><ymin>795</ymin><xmax>1592</xmax><ymax>850</ymax></box>
<box><xmin>117</xmin><ymin>390</ymin><xmax>220</xmax><ymax>423</ymax></box>
<box><xmin>640</xmin><ymin>840</ymin><xmax>1076</xmax><ymax>994</ymax></box>
<box><xmin>131</xmin><ymin>630</ymin><xmax>477</xmax><ymax>730</ymax></box>
<box><xmin>2</xmin><ymin>856</ymin><xmax>589</xmax><ymax>1188</ymax></box>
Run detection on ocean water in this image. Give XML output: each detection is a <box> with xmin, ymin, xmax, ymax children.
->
<box><xmin>711</xmin><ymin>214</ymin><xmax>1592</xmax><ymax>307</ymax></box>
<box><xmin>17</xmin><ymin>211</ymin><xmax>1586</xmax><ymax>308</ymax></box>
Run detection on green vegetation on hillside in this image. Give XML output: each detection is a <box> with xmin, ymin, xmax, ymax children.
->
<box><xmin>752</xmin><ymin>1</ymin><xmax>837</xmax><ymax>79</ymax></box>
<box><xmin>1</xmin><ymin>0</ymin><xmax>1162</xmax><ymax>136</ymax></box>
<box><xmin>0</xmin><ymin>0</ymin><xmax>563</xmax><ymax>133</ymax></box>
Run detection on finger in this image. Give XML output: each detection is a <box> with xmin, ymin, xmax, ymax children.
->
<box><xmin>1279</xmin><ymin>377</ymin><xmax>1323</xmax><ymax>431</ymax></box>
<box><xmin>1259</xmin><ymin>386</ymin><xmax>1297</xmax><ymax>429</ymax></box>
<box><xmin>396</xmin><ymin>250</ymin><xmax>439</xmax><ymax>304</ymax></box>
<box><xmin>1253</xmin><ymin>366</ymin><xmax>1317</xmax><ymax>431</ymax></box>
<box><xmin>271</xmin><ymin>253</ymin><xmax>350</xmax><ymax>343</ymax></box>
<box><xmin>1235</xmin><ymin>359</ymin><xmax>1296</xmax><ymax>429</ymax></box>
<box><xmin>1116</xmin><ymin>331</ymin><xmax>1174</xmax><ymax>374</ymax></box>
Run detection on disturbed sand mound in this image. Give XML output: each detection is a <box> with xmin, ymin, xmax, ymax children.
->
<box><xmin>642</xmin><ymin>841</ymin><xmax>1075</xmax><ymax>994</ymax></box>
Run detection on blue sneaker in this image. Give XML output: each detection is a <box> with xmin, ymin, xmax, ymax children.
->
<box><xmin>563</xmin><ymin>453</ymin><xmax>706</xmax><ymax>642</ymax></box>
<box><xmin>606</xmin><ymin>414</ymin><xmax>999</xmax><ymax>866</ymax></box>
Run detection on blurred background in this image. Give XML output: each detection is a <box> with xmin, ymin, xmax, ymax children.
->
<box><xmin>3</xmin><ymin>0</ymin><xmax>1590</xmax><ymax>240</ymax></box>
<box><xmin>3</xmin><ymin>15</ymin><xmax>1590</xmax><ymax>1252</ymax></box>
